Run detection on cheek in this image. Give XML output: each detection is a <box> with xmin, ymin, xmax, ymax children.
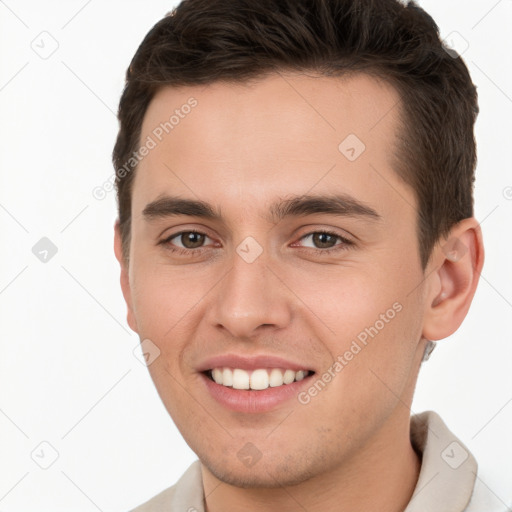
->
<box><xmin>325</xmin><ymin>294</ymin><xmax>423</xmax><ymax>417</ymax></box>
<box><xmin>289</xmin><ymin>263</ymin><xmax>424</xmax><ymax>399</ymax></box>
<box><xmin>129</xmin><ymin>260</ymin><xmax>207</xmax><ymax>337</ymax></box>
<box><xmin>281</xmin><ymin>262</ymin><xmax>407</xmax><ymax>337</ymax></box>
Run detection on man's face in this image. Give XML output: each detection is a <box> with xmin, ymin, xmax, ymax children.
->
<box><xmin>118</xmin><ymin>72</ymin><xmax>431</xmax><ymax>486</ymax></box>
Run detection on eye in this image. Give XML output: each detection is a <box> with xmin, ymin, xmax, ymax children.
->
<box><xmin>159</xmin><ymin>230</ymin><xmax>215</xmax><ymax>256</ymax></box>
<box><xmin>293</xmin><ymin>230</ymin><xmax>354</xmax><ymax>254</ymax></box>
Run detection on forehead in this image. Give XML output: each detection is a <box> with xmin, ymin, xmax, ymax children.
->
<box><xmin>132</xmin><ymin>72</ymin><xmax>413</xmax><ymax>224</ymax></box>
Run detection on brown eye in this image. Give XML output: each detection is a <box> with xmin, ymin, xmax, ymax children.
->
<box><xmin>160</xmin><ymin>230</ymin><xmax>213</xmax><ymax>253</ymax></box>
<box><xmin>310</xmin><ymin>232</ymin><xmax>338</xmax><ymax>249</ymax></box>
<box><xmin>293</xmin><ymin>230</ymin><xmax>355</xmax><ymax>256</ymax></box>
<box><xmin>179</xmin><ymin>231</ymin><xmax>206</xmax><ymax>249</ymax></box>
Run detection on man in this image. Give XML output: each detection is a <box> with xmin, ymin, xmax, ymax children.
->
<box><xmin>112</xmin><ymin>0</ymin><xmax>503</xmax><ymax>510</ymax></box>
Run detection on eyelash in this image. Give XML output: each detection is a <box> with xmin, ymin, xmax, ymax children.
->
<box><xmin>158</xmin><ymin>229</ymin><xmax>354</xmax><ymax>257</ymax></box>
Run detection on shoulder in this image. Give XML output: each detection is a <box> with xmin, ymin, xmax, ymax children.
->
<box><xmin>129</xmin><ymin>484</ymin><xmax>178</xmax><ymax>512</ymax></box>
<box><xmin>128</xmin><ymin>460</ymin><xmax>204</xmax><ymax>512</ymax></box>
<box><xmin>408</xmin><ymin>411</ymin><xmax>511</xmax><ymax>512</ymax></box>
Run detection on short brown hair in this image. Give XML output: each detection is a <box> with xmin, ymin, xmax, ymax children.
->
<box><xmin>113</xmin><ymin>0</ymin><xmax>479</xmax><ymax>270</ymax></box>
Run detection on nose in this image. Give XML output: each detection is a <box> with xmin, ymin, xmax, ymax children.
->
<box><xmin>209</xmin><ymin>244</ymin><xmax>292</xmax><ymax>339</ymax></box>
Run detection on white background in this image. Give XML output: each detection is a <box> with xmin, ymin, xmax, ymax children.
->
<box><xmin>0</xmin><ymin>1</ymin><xmax>511</xmax><ymax>510</ymax></box>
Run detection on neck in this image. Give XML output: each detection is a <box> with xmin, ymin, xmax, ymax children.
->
<box><xmin>201</xmin><ymin>410</ymin><xmax>422</xmax><ymax>512</ymax></box>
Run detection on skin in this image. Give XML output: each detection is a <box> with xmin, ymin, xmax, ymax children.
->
<box><xmin>114</xmin><ymin>72</ymin><xmax>484</xmax><ymax>512</ymax></box>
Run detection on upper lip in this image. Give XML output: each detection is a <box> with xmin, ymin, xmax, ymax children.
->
<box><xmin>196</xmin><ymin>353</ymin><xmax>314</xmax><ymax>373</ymax></box>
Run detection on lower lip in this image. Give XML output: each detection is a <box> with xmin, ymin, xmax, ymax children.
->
<box><xmin>200</xmin><ymin>372</ymin><xmax>314</xmax><ymax>413</ymax></box>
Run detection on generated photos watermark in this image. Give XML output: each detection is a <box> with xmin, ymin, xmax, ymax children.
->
<box><xmin>298</xmin><ymin>301</ymin><xmax>403</xmax><ymax>405</ymax></box>
<box><xmin>92</xmin><ymin>97</ymin><xmax>198</xmax><ymax>200</ymax></box>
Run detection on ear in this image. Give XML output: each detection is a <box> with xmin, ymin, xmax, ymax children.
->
<box><xmin>422</xmin><ymin>217</ymin><xmax>484</xmax><ymax>341</ymax></box>
<box><xmin>113</xmin><ymin>220</ymin><xmax>139</xmax><ymax>334</ymax></box>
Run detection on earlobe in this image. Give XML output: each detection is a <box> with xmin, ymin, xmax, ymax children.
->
<box><xmin>422</xmin><ymin>218</ymin><xmax>484</xmax><ymax>341</ymax></box>
<box><xmin>113</xmin><ymin>220</ymin><xmax>139</xmax><ymax>334</ymax></box>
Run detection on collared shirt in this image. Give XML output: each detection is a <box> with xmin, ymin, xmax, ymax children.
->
<box><xmin>129</xmin><ymin>411</ymin><xmax>509</xmax><ymax>512</ymax></box>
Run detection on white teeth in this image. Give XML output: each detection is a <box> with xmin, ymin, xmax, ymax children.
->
<box><xmin>269</xmin><ymin>368</ymin><xmax>284</xmax><ymax>387</ymax></box>
<box><xmin>222</xmin><ymin>367</ymin><xmax>233</xmax><ymax>387</ymax></box>
<box><xmin>209</xmin><ymin>367</ymin><xmax>310</xmax><ymax>390</ymax></box>
<box><xmin>250</xmin><ymin>369</ymin><xmax>269</xmax><ymax>390</ymax></box>
<box><xmin>212</xmin><ymin>368</ymin><xmax>223</xmax><ymax>384</ymax></box>
<box><xmin>232</xmin><ymin>368</ymin><xmax>250</xmax><ymax>390</ymax></box>
<box><xmin>283</xmin><ymin>369</ymin><xmax>296</xmax><ymax>384</ymax></box>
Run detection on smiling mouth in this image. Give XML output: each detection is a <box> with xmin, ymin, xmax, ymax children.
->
<box><xmin>204</xmin><ymin>367</ymin><xmax>315</xmax><ymax>391</ymax></box>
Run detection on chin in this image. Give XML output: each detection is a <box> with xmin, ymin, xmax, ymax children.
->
<box><xmin>201</xmin><ymin>453</ymin><xmax>322</xmax><ymax>489</ymax></box>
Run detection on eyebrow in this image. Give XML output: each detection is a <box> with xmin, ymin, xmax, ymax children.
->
<box><xmin>142</xmin><ymin>193</ymin><xmax>382</xmax><ymax>224</ymax></box>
